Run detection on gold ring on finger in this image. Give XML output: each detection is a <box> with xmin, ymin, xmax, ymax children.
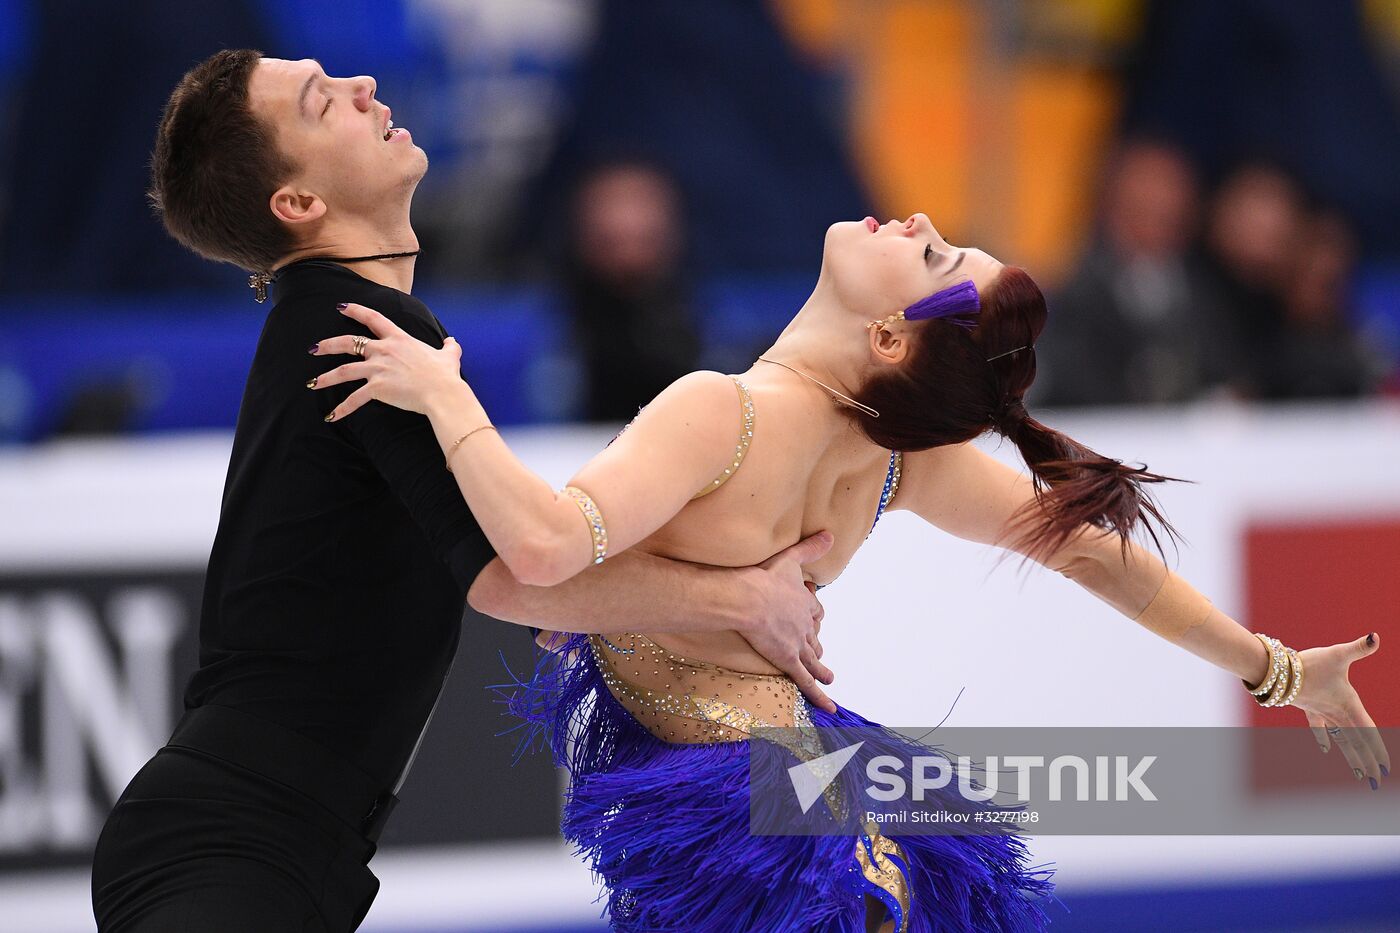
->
<box><xmin>352</xmin><ymin>335</ymin><xmax>369</xmax><ymax>357</ymax></box>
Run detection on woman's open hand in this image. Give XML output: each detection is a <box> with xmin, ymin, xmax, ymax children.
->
<box><xmin>1292</xmin><ymin>633</ymin><xmax>1390</xmax><ymax>789</ymax></box>
<box><xmin>309</xmin><ymin>303</ymin><xmax>467</xmax><ymax>420</ymax></box>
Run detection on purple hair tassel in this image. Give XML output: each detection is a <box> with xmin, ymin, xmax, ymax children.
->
<box><xmin>902</xmin><ymin>279</ymin><xmax>980</xmax><ymax>327</ymax></box>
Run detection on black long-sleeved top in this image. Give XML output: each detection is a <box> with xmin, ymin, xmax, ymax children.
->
<box><xmin>184</xmin><ymin>260</ymin><xmax>497</xmax><ymax>791</ymax></box>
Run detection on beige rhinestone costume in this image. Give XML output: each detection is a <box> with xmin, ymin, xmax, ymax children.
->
<box><xmin>506</xmin><ymin>374</ymin><xmax>1055</xmax><ymax>932</ymax></box>
<box><xmin>583</xmin><ymin>376</ymin><xmax>911</xmax><ymax>924</ymax></box>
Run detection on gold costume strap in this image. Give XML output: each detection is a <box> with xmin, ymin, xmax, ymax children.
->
<box><xmin>691</xmin><ymin>377</ymin><xmax>755</xmax><ymax>499</ymax></box>
<box><xmin>1132</xmin><ymin>570</ymin><xmax>1214</xmax><ymax>642</ymax></box>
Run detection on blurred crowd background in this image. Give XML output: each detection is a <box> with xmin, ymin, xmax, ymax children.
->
<box><xmin>4</xmin><ymin>5</ymin><xmax>1400</xmax><ymax>931</ymax></box>
<box><xmin>0</xmin><ymin>0</ymin><xmax>1398</xmax><ymax>438</ymax></box>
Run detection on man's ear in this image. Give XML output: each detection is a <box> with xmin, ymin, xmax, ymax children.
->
<box><xmin>868</xmin><ymin>322</ymin><xmax>911</xmax><ymax>366</ymax></box>
<box><xmin>269</xmin><ymin>186</ymin><xmax>326</xmax><ymax>228</ymax></box>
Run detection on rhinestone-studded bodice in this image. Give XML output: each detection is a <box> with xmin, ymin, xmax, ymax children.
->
<box><xmin>562</xmin><ymin>375</ymin><xmax>919</xmax><ymax>928</ymax></box>
<box><xmin>591</xmin><ymin>375</ymin><xmax>905</xmax><ymax>737</ymax></box>
<box><xmin>587</xmin><ymin>632</ymin><xmax>813</xmax><ymax>744</ymax></box>
<box><xmin>587</xmin><ymin>631</ymin><xmax>845</xmax><ymax>825</ymax></box>
<box><xmin>583</xmin><ymin>631</ymin><xmax>914</xmax><ymax>927</ymax></box>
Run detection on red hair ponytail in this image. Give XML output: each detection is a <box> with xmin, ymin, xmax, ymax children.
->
<box><xmin>855</xmin><ymin>266</ymin><xmax>1185</xmax><ymax>562</ymax></box>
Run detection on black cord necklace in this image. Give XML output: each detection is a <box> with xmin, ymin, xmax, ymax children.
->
<box><xmin>248</xmin><ymin>249</ymin><xmax>422</xmax><ymax>302</ymax></box>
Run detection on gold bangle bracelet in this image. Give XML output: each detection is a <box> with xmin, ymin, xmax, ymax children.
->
<box><xmin>1261</xmin><ymin>641</ymin><xmax>1295</xmax><ymax>708</ymax></box>
<box><xmin>445</xmin><ymin>423</ymin><xmax>497</xmax><ymax>472</ymax></box>
<box><xmin>1242</xmin><ymin>632</ymin><xmax>1304</xmax><ymax>709</ymax></box>
<box><xmin>563</xmin><ymin>485</ymin><xmax>608</xmax><ymax>564</ymax></box>
<box><xmin>1245</xmin><ymin>633</ymin><xmax>1285</xmax><ymax>696</ymax></box>
<box><xmin>1281</xmin><ymin>647</ymin><xmax>1305</xmax><ymax>707</ymax></box>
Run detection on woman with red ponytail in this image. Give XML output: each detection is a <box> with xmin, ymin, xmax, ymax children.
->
<box><xmin>854</xmin><ymin>254</ymin><xmax>1180</xmax><ymax>567</ymax></box>
<box><xmin>311</xmin><ymin>212</ymin><xmax>1388</xmax><ymax>932</ymax></box>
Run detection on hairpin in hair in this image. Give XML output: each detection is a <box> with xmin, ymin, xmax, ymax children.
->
<box><xmin>986</xmin><ymin>344</ymin><xmax>1032</xmax><ymax>362</ymax></box>
<box><xmin>867</xmin><ymin>280</ymin><xmax>981</xmax><ymax>332</ymax></box>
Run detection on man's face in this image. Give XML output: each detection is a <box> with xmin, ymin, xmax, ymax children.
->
<box><xmin>248</xmin><ymin>57</ymin><xmax>426</xmax><ymax>223</ymax></box>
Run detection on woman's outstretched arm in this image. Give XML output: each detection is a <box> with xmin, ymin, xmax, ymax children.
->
<box><xmin>895</xmin><ymin>440</ymin><xmax>1389</xmax><ymax>782</ymax></box>
<box><xmin>312</xmin><ymin>304</ymin><xmax>753</xmax><ymax>586</ymax></box>
<box><xmin>893</xmin><ymin>440</ymin><xmax>1266</xmax><ymax>676</ymax></box>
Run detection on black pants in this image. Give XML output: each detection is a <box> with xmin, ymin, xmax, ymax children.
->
<box><xmin>92</xmin><ymin>705</ymin><xmax>394</xmax><ymax>932</ymax></box>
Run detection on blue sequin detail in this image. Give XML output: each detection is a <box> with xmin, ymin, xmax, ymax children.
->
<box><xmin>869</xmin><ymin>450</ymin><xmax>900</xmax><ymax>536</ymax></box>
<box><xmin>599</xmin><ymin>635</ymin><xmax>636</xmax><ymax>655</ymax></box>
<box><xmin>816</xmin><ymin>451</ymin><xmax>900</xmax><ymax>592</ymax></box>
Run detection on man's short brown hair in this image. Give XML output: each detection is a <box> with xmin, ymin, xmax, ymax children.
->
<box><xmin>149</xmin><ymin>49</ymin><xmax>299</xmax><ymax>273</ymax></box>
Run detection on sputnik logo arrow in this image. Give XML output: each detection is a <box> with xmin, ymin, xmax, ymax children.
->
<box><xmin>788</xmin><ymin>741</ymin><xmax>864</xmax><ymax>813</ymax></box>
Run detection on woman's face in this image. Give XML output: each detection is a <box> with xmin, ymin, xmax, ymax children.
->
<box><xmin>820</xmin><ymin>213</ymin><xmax>1003</xmax><ymax>320</ymax></box>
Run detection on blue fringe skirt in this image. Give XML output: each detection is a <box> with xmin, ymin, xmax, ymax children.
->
<box><xmin>497</xmin><ymin>633</ymin><xmax>1059</xmax><ymax>932</ymax></box>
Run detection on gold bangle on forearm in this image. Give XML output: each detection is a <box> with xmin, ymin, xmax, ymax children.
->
<box><xmin>1261</xmin><ymin>655</ymin><xmax>1293</xmax><ymax>707</ymax></box>
<box><xmin>1280</xmin><ymin>647</ymin><xmax>1305</xmax><ymax>707</ymax></box>
<box><xmin>1246</xmin><ymin>633</ymin><xmax>1286</xmax><ymax>696</ymax></box>
<box><xmin>1243</xmin><ymin>633</ymin><xmax>1304</xmax><ymax>708</ymax></box>
<box><xmin>563</xmin><ymin>485</ymin><xmax>608</xmax><ymax>564</ymax></box>
<box><xmin>445</xmin><ymin>423</ymin><xmax>496</xmax><ymax>472</ymax></box>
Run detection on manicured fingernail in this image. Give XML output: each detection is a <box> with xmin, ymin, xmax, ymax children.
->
<box><xmin>336</xmin><ymin>302</ymin><xmax>348</xmax><ymax>310</ymax></box>
<box><xmin>1354</xmin><ymin>768</ymin><xmax>1364</xmax><ymax>781</ymax></box>
<box><xmin>308</xmin><ymin>343</ymin><xmax>319</xmax><ymax>354</ymax></box>
<box><xmin>1370</xmin><ymin>777</ymin><xmax>1379</xmax><ymax>791</ymax></box>
<box><xmin>1367</xmin><ymin>632</ymin><xmax>1376</xmax><ymax>647</ymax></box>
<box><xmin>306</xmin><ymin>377</ymin><xmax>317</xmax><ymax>389</ymax></box>
<box><xmin>324</xmin><ymin>412</ymin><xmax>335</xmax><ymax>422</ymax></box>
<box><xmin>1382</xmin><ymin>764</ymin><xmax>1390</xmax><ymax>777</ymax></box>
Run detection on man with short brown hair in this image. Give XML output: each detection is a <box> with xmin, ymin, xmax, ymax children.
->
<box><xmin>91</xmin><ymin>50</ymin><xmax>834</xmax><ymax>932</ymax></box>
<box><xmin>149</xmin><ymin>49</ymin><xmax>298</xmax><ymax>271</ymax></box>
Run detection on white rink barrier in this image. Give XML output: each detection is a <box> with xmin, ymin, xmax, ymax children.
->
<box><xmin>1</xmin><ymin>398</ymin><xmax>1399</xmax><ymax>931</ymax></box>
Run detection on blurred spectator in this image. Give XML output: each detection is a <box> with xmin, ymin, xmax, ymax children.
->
<box><xmin>1197</xmin><ymin>160</ymin><xmax>1306</xmax><ymax>397</ymax></box>
<box><xmin>565</xmin><ymin>158</ymin><xmax>701</xmax><ymax>421</ymax></box>
<box><xmin>1035</xmin><ymin>140</ymin><xmax>1237</xmax><ymax>407</ymax></box>
<box><xmin>1042</xmin><ymin>149</ymin><xmax>1385</xmax><ymax>408</ymax></box>
<box><xmin>1255</xmin><ymin>211</ymin><xmax>1388</xmax><ymax>399</ymax></box>
<box><xmin>52</xmin><ymin>377</ymin><xmax>144</xmax><ymax>438</ymax></box>
<box><xmin>1198</xmin><ymin>162</ymin><xmax>1386</xmax><ymax>401</ymax></box>
<box><xmin>519</xmin><ymin>0</ymin><xmax>870</xmax><ymax>277</ymax></box>
<box><xmin>1195</xmin><ymin>161</ymin><xmax>1300</xmax><ymax>398</ymax></box>
<box><xmin>1122</xmin><ymin>0</ymin><xmax>1400</xmax><ymax>257</ymax></box>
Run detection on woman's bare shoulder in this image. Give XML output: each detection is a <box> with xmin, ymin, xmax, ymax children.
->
<box><xmin>641</xmin><ymin>370</ymin><xmax>749</xmax><ymax>419</ymax></box>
